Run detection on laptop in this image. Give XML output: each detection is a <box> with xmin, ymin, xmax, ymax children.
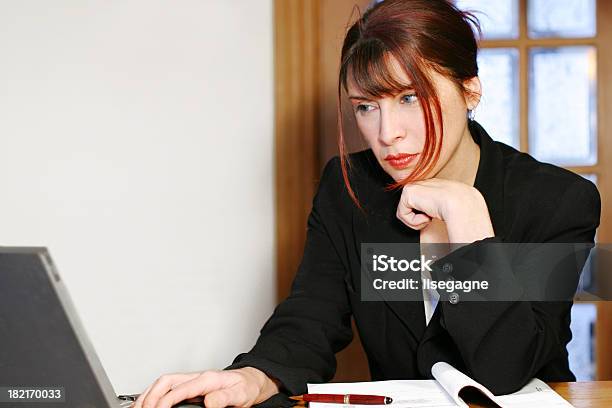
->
<box><xmin>0</xmin><ymin>247</ymin><xmax>202</xmax><ymax>407</ymax></box>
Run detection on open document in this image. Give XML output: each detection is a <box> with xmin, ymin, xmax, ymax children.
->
<box><xmin>307</xmin><ymin>362</ymin><xmax>573</xmax><ymax>408</ymax></box>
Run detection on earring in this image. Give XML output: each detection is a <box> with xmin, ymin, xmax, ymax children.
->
<box><xmin>467</xmin><ymin>108</ymin><xmax>475</xmax><ymax>121</ymax></box>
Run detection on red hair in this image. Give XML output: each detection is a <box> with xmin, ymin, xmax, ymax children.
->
<box><xmin>338</xmin><ymin>0</ymin><xmax>482</xmax><ymax>210</ymax></box>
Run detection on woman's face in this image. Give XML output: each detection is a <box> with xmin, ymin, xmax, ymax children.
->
<box><xmin>347</xmin><ymin>58</ymin><xmax>479</xmax><ymax>182</ymax></box>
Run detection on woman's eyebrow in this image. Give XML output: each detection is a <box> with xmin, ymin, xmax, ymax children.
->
<box><xmin>348</xmin><ymin>95</ymin><xmax>371</xmax><ymax>101</ymax></box>
<box><xmin>393</xmin><ymin>86</ymin><xmax>415</xmax><ymax>94</ymax></box>
<box><xmin>349</xmin><ymin>86</ymin><xmax>415</xmax><ymax>101</ymax></box>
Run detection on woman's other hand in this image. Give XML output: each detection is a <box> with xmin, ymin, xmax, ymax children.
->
<box><xmin>396</xmin><ymin>178</ymin><xmax>494</xmax><ymax>242</ymax></box>
<box><xmin>132</xmin><ymin>366</ymin><xmax>280</xmax><ymax>408</ymax></box>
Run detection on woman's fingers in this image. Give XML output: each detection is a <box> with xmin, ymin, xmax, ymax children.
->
<box><xmin>397</xmin><ymin>184</ymin><xmax>437</xmax><ymax>230</ymax></box>
<box><xmin>132</xmin><ymin>370</ymin><xmax>261</xmax><ymax>408</ymax></box>
<box><xmin>204</xmin><ymin>383</ymin><xmax>251</xmax><ymax>408</ymax></box>
<box><xmin>130</xmin><ymin>367</ymin><xmax>276</xmax><ymax>408</ymax></box>
<box><xmin>397</xmin><ymin>178</ymin><xmax>459</xmax><ymax>226</ymax></box>
<box><xmin>130</xmin><ymin>384</ymin><xmax>152</xmax><ymax>408</ymax></box>
<box><xmin>397</xmin><ymin>206</ymin><xmax>432</xmax><ymax>230</ymax></box>
<box><xmin>133</xmin><ymin>372</ymin><xmax>201</xmax><ymax>408</ymax></box>
<box><xmin>153</xmin><ymin>371</ymin><xmax>241</xmax><ymax>408</ymax></box>
<box><xmin>407</xmin><ymin>210</ymin><xmax>432</xmax><ymax>226</ymax></box>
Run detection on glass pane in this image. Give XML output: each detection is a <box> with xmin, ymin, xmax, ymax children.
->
<box><xmin>454</xmin><ymin>0</ymin><xmax>519</xmax><ymax>39</ymax></box>
<box><xmin>580</xmin><ymin>174</ymin><xmax>599</xmax><ymax>243</ymax></box>
<box><xmin>476</xmin><ymin>48</ymin><xmax>519</xmax><ymax>149</ymax></box>
<box><xmin>582</xmin><ymin>173</ymin><xmax>597</xmax><ymax>185</ymax></box>
<box><xmin>567</xmin><ymin>303</ymin><xmax>596</xmax><ymax>380</ymax></box>
<box><xmin>528</xmin><ymin>0</ymin><xmax>596</xmax><ymax>38</ymax></box>
<box><xmin>529</xmin><ymin>46</ymin><xmax>597</xmax><ymax>166</ymax></box>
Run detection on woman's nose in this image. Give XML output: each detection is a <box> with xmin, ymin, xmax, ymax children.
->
<box><xmin>378</xmin><ymin>109</ymin><xmax>405</xmax><ymax>146</ymax></box>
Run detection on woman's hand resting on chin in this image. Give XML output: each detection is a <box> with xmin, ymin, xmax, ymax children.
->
<box><xmin>396</xmin><ymin>178</ymin><xmax>495</xmax><ymax>243</ymax></box>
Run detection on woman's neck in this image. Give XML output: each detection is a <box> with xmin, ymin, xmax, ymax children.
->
<box><xmin>435</xmin><ymin>125</ymin><xmax>481</xmax><ymax>187</ymax></box>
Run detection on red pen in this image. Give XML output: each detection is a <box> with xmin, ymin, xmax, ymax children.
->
<box><xmin>289</xmin><ymin>393</ymin><xmax>393</xmax><ymax>405</ymax></box>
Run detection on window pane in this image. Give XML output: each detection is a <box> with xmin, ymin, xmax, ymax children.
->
<box><xmin>454</xmin><ymin>0</ymin><xmax>519</xmax><ymax>39</ymax></box>
<box><xmin>529</xmin><ymin>46</ymin><xmax>597</xmax><ymax>166</ymax></box>
<box><xmin>569</xmin><ymin>175</ymin><xmax>598</xmax><ymax>380</ymax></box>
<box><xmin>476</xmin><ymin>48</ymin><xmax>519</xmax><ymax>149</ymax></box>
<box><xmin>581</xmin><ymin>173</ymin><xmax>597</xmax><ymax>185</ymax></box>
<box><xmin>528</xmin><ymin>0</ymin><xmax>596</xmax><ymax>38</ymax></box>
<box><xmin>567</xmin><ymin>303</ymin><xmax>596</xmax><ymax>380</ymax></box>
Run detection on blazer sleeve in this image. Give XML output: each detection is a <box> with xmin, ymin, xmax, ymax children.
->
<box><xmin>223</xmin><ymin>157</ymin><xmax>353</xmax><ymax>396</ymax></box>
<box><xmin>418</xmin><ymin>178</ymin><xmax>601</xmax><ymax>395</ymax></box>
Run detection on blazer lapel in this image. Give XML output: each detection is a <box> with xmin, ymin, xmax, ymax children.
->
<box><xmin>418</xmin><ymin>120</ymin><xmax>507</xmax><ymax>346</ymax></box>
<box><xmin>351</xmin><ymin>186</ymin><xmax>427</xmax><ymax>343</ymax></box>
<box><xmin>470</xmin><ymin>120</ymin><xmax>506</xmax><ymax>239</ymax></box>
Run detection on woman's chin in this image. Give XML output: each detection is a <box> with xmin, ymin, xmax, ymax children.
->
<box><xmin>377</xmin><ymin>159</ymin><xmax>418</xmax><ymax>182</ymax></box>
<box><xmin>388</xmin><ymin>167</ymin><xmax>413</xmax><ymax>182</ymax></box>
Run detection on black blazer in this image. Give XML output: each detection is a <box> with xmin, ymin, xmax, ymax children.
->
<box><xmin>225</xmin><ymin>120</ymin><xmax>601</xmax><ymax>398</ymax></box>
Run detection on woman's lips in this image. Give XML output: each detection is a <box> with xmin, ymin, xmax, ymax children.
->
<box><xmin>384</xmin><ymin>153</ymin><xmax>419</xmax><ymax>170</ymax></box>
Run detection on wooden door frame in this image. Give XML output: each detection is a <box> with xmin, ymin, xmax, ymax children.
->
<box><xmin>273</xmin><ymin>0</ymin><xmax>372</xmax><ymax>382</ymax></box>
<box><xmin>595</xmin><ymin>0</ymin><xmax>612</xmax><ymax>381</ymax></box>
<box><xmin>274</xmin><ymin>0</ymin><xmax>321</xmax><ymax>302</ymax></box>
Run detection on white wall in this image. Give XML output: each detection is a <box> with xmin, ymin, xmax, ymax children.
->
<box><xmin>0</xmin><ymin>0</ymin><xmax>275</xmax><ymax>394</ymax></box>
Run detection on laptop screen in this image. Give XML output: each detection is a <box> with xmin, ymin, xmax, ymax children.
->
<box><xmin>0</xmin><ymin>249</ymin><xmax>115</xmax><ymax>408</ymax></box>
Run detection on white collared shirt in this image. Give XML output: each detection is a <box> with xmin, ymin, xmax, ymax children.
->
<box><xmin>421</xmin><ymin>267</ymin><xmax>440</xmax><ymax>325</ymax></box>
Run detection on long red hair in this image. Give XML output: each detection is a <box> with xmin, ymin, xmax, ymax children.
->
<box><xmin>338</xmin><ymin>0</ymin><xmax>482</xmax><ymax>210</ymax></box>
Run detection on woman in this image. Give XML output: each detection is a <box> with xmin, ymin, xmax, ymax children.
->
<box><xmin>133</xmin><ymin>1</ymin><xmax>601</xmax><ymax>407</ymax></box>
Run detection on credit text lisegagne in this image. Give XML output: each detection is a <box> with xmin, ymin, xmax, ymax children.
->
<box><xmin>371</xmin><ymin>254</ymin><xmax>489</xmax><ymax>293</ymax></box>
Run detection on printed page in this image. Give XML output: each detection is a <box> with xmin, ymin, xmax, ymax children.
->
<box><xmin>307</xmin><ymin>364</ymin><xmax>573</xmax><ymax>408</ymax></box>
<box><xmin>307</xmin><ymin>379</ymin><xmax>461</xmax><ymax>408</ymax></box>
<box><xmin>431</xmin><ymin>362</ymin><xmax>495</xmax><ymax>406</ymax></box>
<box><xmin>491</xmin><ymin>378</ymin><xmax>574</xmax><ymax>407</ymax></box>
<box><xmin>432</xmin><ymin>362</ymin><xmax>574</xmax><ymax>408</ymax></box>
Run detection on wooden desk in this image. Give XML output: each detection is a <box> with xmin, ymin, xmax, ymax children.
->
<box><xmin>549</xmin><ymin>382</ymin><xmax>612</xmax><ymax>408</ymax></box>
<box><xmin>467</xmin><ymin>381</ymin><xmax>612</xmax><ymax>407</ymax></box>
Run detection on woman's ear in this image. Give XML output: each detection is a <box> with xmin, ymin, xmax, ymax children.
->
<box><xmin>463</xmin><ymin>76</ymin><xmax>482</xmax><ymax>110</ymax></box>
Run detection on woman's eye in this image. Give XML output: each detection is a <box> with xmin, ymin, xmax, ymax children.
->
<box><xmin>356</xmin><ymin>104</ymin><xmax>376</xmax><ymax>113</ymax></box>
<box><xmin>401</xmin><ymin>93</ymin><xmax>418</xmax><ymax>104</ymax></box>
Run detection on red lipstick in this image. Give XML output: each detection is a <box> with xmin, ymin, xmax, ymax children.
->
<box><xmin>384</xmin><ymin>153</ymin><xmax>419</xmax><ymax>170</ymax></box>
